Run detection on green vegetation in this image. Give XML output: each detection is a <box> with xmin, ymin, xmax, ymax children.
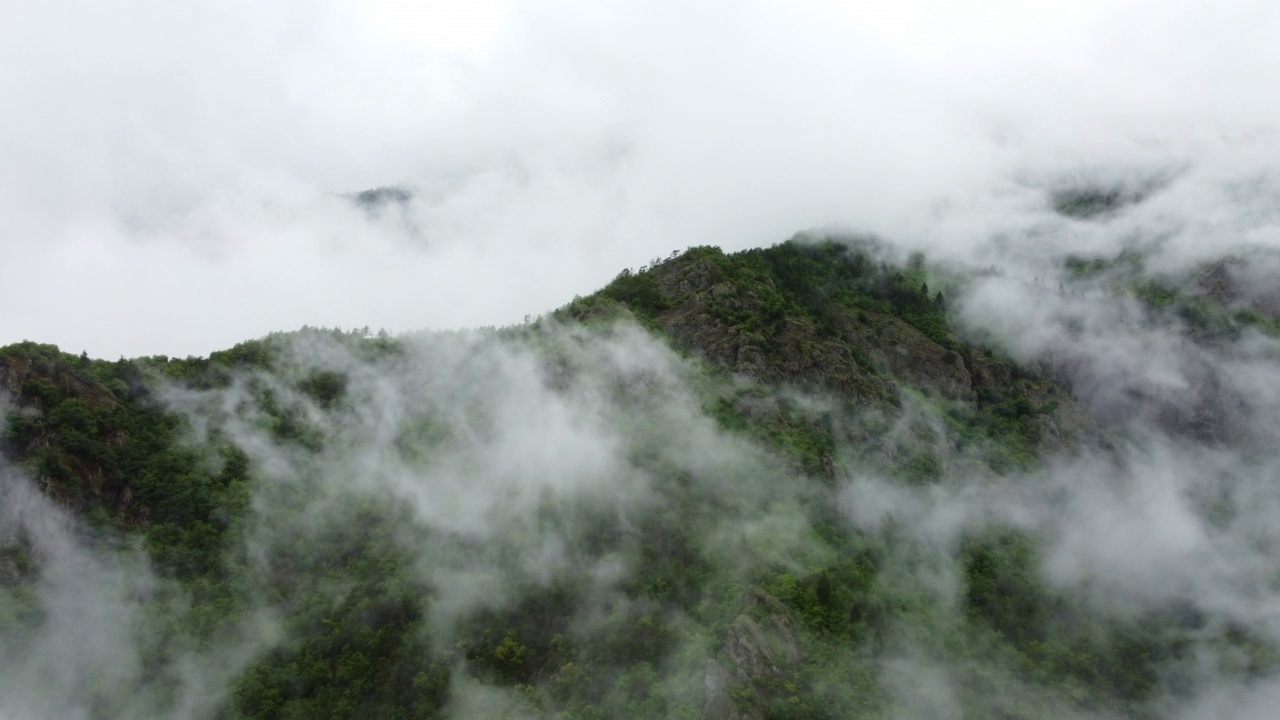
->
<box><xmin>1055</xmin><ymin>248</ymin><xmax>1280</xmax><ymax>342</ymax></box>
<box><xmin>1063</xmin><ymin>254</ymin><xmax>1112</xmax><ymax>278</ymax></box>
<box><xmin>0</xmin><ymin>341</ymin><xmax>249</xmax><ymax>581</ymax></box>
<box><xmin>577</xmin><ymin>239</ymin><xmax>956</xmax><ymax>352</ymax></box>
<box><xmin>230</xmin><ymin>502</ymin><xmax>448</xmax><ymax>719</ymax></box>
<box><xmin>1051</xmin><ymin>188</ymin><xmax>1131</xmax><ymax>219</ymax></box>
<box><xmin>599</xmin><ymin>268</ymin><xmax>671</xmax><ymax>319</ymax></box>
<box><xmin>0</xmin><ymin>239</ymin><xmax>1265</xmax><ymax>718</ymax></box>
<box><xmin>1130</xmin><ymin>277</ymin><xmax>1280</xmax><ymax>341</ymax></box>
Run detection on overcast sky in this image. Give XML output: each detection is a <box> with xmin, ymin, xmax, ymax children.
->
<box><xmin>1</xmin><ymin>0</ymin><xmax>1277</xmax><ymax>358</ymax></box>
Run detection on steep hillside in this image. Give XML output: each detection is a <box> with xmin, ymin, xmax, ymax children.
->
<box><xmin>571</xmin><ymin>240</ymin><xmax>1095</xmax><ymax>468</ymax></box>
<box><xmin>1</xmin><ymin>238</ymin><xmax>1276</xmax><ymax>719</ymax></box>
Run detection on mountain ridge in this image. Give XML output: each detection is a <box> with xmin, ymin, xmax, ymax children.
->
<box><xmin>1</xmin><ymin>236</ymin><xmax>1276</xmax><ymax>719</ymax></box>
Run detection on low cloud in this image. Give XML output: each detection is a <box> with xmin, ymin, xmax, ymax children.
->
<box><xmin>3</xmin><ymin>1</ymin><xmax>1277</xmax><ymax>358</ymax></box>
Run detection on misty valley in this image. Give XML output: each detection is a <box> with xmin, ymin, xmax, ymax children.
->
<box><xmin>4</xmin><ymin>234</ymin><xmax>1280</xmax><ymax>719</ymax></box>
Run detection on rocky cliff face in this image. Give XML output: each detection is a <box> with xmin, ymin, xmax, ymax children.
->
<box><xmin>0</xmin><ymin>346</ymin><xmax>131</xmax><ymax>514</ymax></box>
<box><xmin>701</xmin><ymin>590</ymin><xmax>803</xmax><ymax>720</ymax></box>
<box><xmin>576</xmin><ymin>241</ymin><xmax>1096</xmax><ymax>463</ymax></box>
<box><xmin>650</xmin><ymin>255</ymin><xmax>887</xmax><ymax>403</ymax></box>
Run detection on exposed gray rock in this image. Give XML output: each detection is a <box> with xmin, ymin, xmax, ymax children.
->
<box><xmin>701</xmin><ymin>590</ymin><xmax>802</xmax><ymax>720</ymax></box>
<box><xmin>724</xmin><ymin>615</ymin><xmax>784</xmax><ymax>682</ymax></box>
<box><xmin>0</xmin><ymin>555</ymin><xmax>19</xmax><ymax>585</ymax></box>
<box><xmin>701</xmin><ymin>660</ymin><xmax>738</xmax><ymax>720</ymax></box>
<box><xmin>844</xmin><ymin>313</ymin><xmax>974</xmax><ymax>401</ymax></box>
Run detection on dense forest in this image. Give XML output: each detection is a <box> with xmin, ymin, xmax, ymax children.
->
<box><xmin>3</xmin><ymin>237</ymin><xmax>1280</xmax><ymax>719</ymax></box>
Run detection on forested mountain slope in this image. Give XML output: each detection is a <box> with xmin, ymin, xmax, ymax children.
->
<box><xmin>2</xmin><ymin>238</ymin><xmax>1278</xmax><ymax>719</ymax></box>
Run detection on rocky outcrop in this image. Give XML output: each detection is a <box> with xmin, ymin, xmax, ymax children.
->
<box><xmin>0</xmin><ymin>555</ymin><xmax>20</xmax><ymax>586</ymax></box>
<box><xmin>840</xmin><ymin>311</ymin><xmax>973</xmax><ymax>401</ymax></box>
<box><xmin>701</xmin><ymin>590</ymin><xmax>802</xmax><ymax>720</ymax></box>
<box><xmin>0</xmin><ymin>349</ymin><xmax>131</xmax><ymax>517</ymax></box>
<box><xmin>1191</xmin><ymin>259</ymin><xmax>1242</xmax><ymax>305</ymax></box>
<box><xmin>701</xmin><ymin>660</ymin><xmax>742</xmax><ymax>720</ymax></box>
<box><xmin>638</xmin><ymin>250</ymin><xmax>1097</xmax><ymax>459</ymax></box>
<box><xmin>1188</xmin><ymin>255</ymin><xmax>1280</xmax><ymax>318</ymax></box>
<box><xmin>651</xmin><ymin>260</ymin><xmax>887</xmax><ymax>403</ymax></box>
<box><xmin>0</xmin><ymin>353</ymin><xmax>118</xmax><ymax>412</ymax></box>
